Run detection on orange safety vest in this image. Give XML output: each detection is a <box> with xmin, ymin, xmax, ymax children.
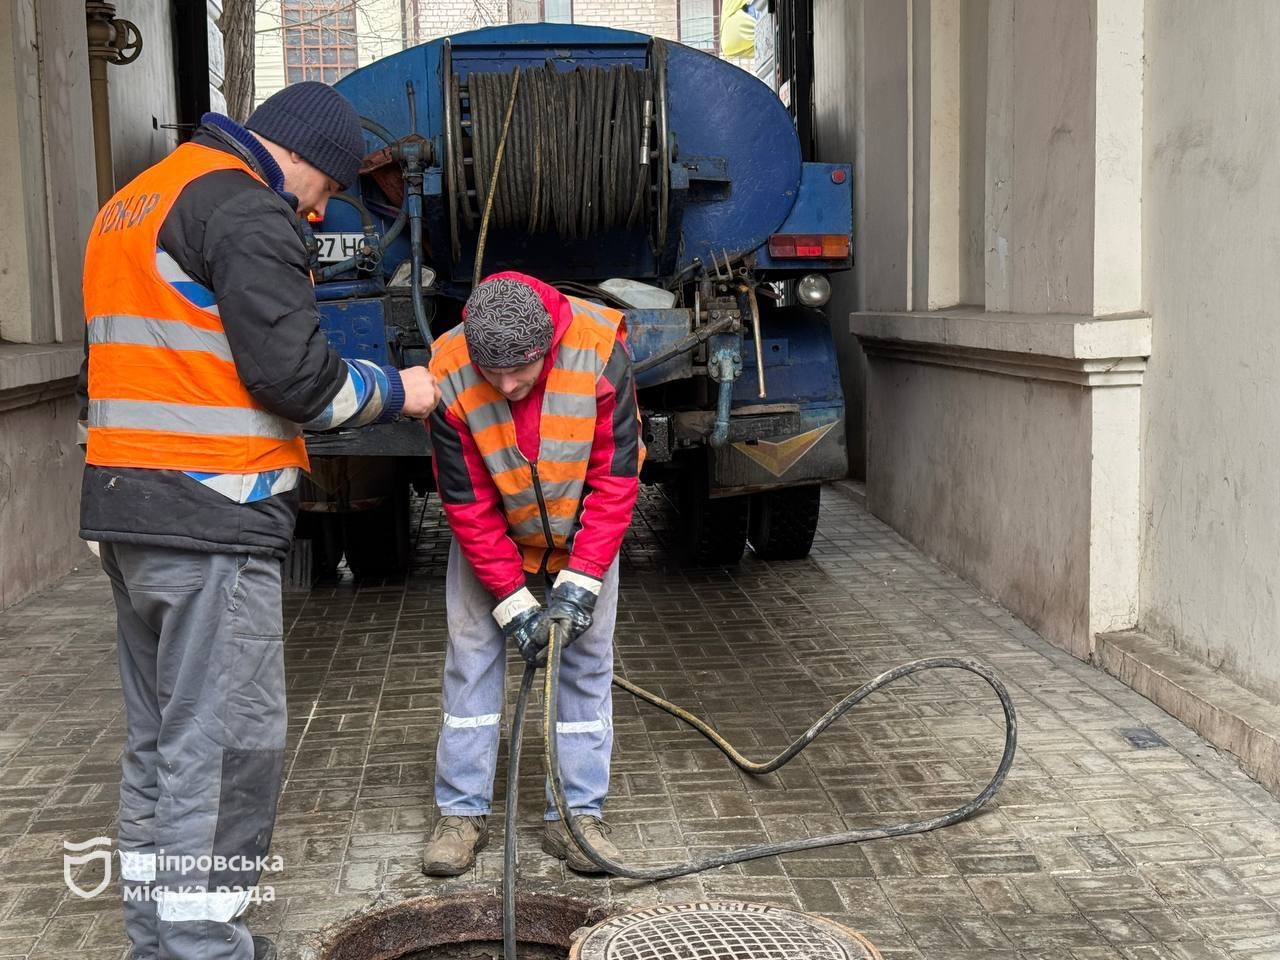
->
<box><xmin>82</xmin><ymin>142</ymin><xmax>309</xmax><ymax>474</ymax></box>
<box><xmin>432</xmin><ymin>296</ymin><xmax>638</xmax><ymax>575</ymax></box>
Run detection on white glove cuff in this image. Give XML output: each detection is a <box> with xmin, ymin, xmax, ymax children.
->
<box><xmin>553</xmin><ymin>569</ymin><xmax>602</xmax><ymax>596</ymax></box>
<box><xmin>493</xmin><ymin>586</ymin><xmax>539</xmax><ymax>628</ymax></box>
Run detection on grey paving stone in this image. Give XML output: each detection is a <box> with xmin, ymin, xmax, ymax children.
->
<box><xmin>0</xmin><ymin>489</ymin><xmax>1278</xmax><ymax>959</ymax></box>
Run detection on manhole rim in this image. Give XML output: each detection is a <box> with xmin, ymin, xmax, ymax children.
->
<box><xmin>320</xmin><ymin>890</ymin><xmax>607</xmax><ymax>960</ymax></box>
<box><xmin>569</xmin><ymin>900</ymin><xmax>883</xmax><ymax>960</ymax></box>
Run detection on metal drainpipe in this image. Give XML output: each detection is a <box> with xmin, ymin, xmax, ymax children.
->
<box><xmin>85</xmin><ymin>1</ymin><xmax>143</xmax><ymax>206</ymax></box>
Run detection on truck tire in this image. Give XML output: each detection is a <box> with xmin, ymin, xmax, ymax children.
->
<box><xmin>282</xmin><ymin>538</ymin><xmax>313</xmax><ymax>591</ymax></box>
<box><xmin>343</xmin><ymin>483</ymin><xmax>412</xmax><ymax>579</ymax></box>
<box><xmin>748</xmin><ymin>484</ymin><xmax>821</xmax><ymax>560</ymax></box>
<box><xmin>679</xmin><ymin>481</ymin><xmax>749</xmax><ymax>566</ymax></box>
<box><xmin>288</xmin><ymin>513</ymin><xmax>342</xmax><ymax>586</ymax></box>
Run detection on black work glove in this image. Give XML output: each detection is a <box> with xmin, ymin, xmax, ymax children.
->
<box><xmin>493</xmin><ymin>586</ymin><xmax>551</xmax><ymax>667</ymax></box>
<box><xmin>547</xmin><ymin>569</ymin><xmax>602</xmax><ymax>647</ymax></box>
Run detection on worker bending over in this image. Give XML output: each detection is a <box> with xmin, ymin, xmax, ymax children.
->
<box><xmin>423</xmin><ymin>271</ymin><xmax>643</xmax><ymax>876</ymax></box>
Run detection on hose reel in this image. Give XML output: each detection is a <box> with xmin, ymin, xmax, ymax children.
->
<box><xmin>443</xmin><ymin>40</ymin><xmax>671</xmax><ymax>264</ymax></box>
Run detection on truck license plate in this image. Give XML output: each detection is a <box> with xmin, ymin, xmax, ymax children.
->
<box><xmin>313</xmin><ymin>232</ymin><xmax>364</xmax><ymax>263</ymax></box>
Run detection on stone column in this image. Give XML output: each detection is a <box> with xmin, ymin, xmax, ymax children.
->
<box><xmin>852</xmin><ymin>0</ymin><xmax>1149</xmax><ymax>660</ymax></box>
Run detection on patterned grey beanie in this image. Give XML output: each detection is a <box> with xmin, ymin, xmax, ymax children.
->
<box><xmin>463</xmin><ymin>277</ymin><xmax>554</xmax><ymax>368</ymax></box>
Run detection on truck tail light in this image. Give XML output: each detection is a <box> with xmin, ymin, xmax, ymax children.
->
<box><xmin>767</xmin><ymin>233</ymin><xmax>850</xmax><ymax>259</ymax></box>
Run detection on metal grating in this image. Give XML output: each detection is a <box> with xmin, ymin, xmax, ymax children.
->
<box><xmin>1119</xmin><ymin>727</ymin><xmax>1170</xmax><ymax>750</ymax></box>
<box><xmin>571</xmin><ymin>901</ymin><xmax>881</xmax><ymax>960</ymax></box>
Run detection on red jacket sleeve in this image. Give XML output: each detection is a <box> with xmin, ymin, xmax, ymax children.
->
<box><xmin>567</xmin><ymin>334</ymin><xmax>643</xmax><ymax>579</ymax></box>
<box><xmin>428</xmin><ymin>404</ymin><xmax>528</xmax><ymax>600</ymax></box>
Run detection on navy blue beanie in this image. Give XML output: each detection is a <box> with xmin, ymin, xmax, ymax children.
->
<box><xmin>246</xmin><ymin>81</ymin><xmax>364</xmax><ymax>189</ymax></box>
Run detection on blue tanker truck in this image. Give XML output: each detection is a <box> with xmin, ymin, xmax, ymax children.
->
<box><xmin>294</xmin><ymin>22</ymin><xmax>851</xmax><ymax>579</ymax></box>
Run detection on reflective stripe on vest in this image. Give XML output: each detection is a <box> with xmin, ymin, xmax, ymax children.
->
<box><xmin>431</xmin><ymin>295</ymin><xmax>624</xmax><ymax>574</ymax></box>
<box><xmin>82</xmin><ymin>142</ymin><xmax>308</xmax><ymax>474</ymax></box>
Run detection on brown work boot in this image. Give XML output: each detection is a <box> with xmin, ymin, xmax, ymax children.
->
<box><xmin>542</xmin><ymin>815</ymin><xmax>619</xmax><ymax>875</ymax></box>
<box><xmin>421</xmin><ymin>815</ymin><xmax>489</xmax><ymax>876</ymax></box>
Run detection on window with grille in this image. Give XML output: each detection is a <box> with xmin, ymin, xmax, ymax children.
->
<box><xmin>282</xmin><ymin>1</ymin><xmax>358</xmax><ymax>85</ymax></box>
<box><xmin>678</xmin><ymin>0</ymin><xmax>720</xmax><ymax>52</ymax></box>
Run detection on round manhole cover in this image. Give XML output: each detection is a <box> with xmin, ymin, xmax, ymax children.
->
<box><xmin>570</xmin><ymin>901</ymin><xmax>882</xmax><ymax>960</ymax></box>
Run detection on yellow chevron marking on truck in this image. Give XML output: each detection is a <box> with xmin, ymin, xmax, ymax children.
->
<box><xmin>732</xmin><ymin>421</ymin><xmax>837</xmax><ymax>477</ymax></box>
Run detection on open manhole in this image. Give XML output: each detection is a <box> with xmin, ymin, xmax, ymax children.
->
<box><xmin>571</xmin><ymin>902</ymin><xmax>881</xmax><ymax>960</ymax></box>
<box><xmin>320</xmin><ymin>892</ymin><xmax>606</xmax><ymax>960</ymax></box>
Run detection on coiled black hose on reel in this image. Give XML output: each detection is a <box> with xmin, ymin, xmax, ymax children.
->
<box><xmin>499</xmin><ymin>623</ymin><xmax>1020</xmax><ymax>959</ymax></box>
<box><xmin>448</xmin><ymin>60</ymin><xmax>656</xmax><ymax>251</ymax></box>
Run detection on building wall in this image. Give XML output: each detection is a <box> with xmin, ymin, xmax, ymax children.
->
<box><xmin>414</xmin><ymin>0</ymin><xmax>507</xmax><ymax>41</ymax></box>
<box><xmin>357</xmin><ymin>0</ymin><xmax>409</xmax><ymax>63</ymax></box>
<box><xmin>0</xmin><ymin>0</ymin><xmax>203</xmax><ymax>611</ymax></box>
<box><xmin>866</xmin><ymin>358</ymin><xmax>1095</xmax><ymax>647</ymax></box>
<box><xmin>255</xmin><ymin>8</ymin><xmax>286</xmax><ymax>103</ymax></box>
<box><xmin>835</xmin><ymin>0</ymin><xmax>1278</xmax><ymax>700</ymax></box>
<box><xmin>255</xmin><ymin>0</ymin><xmax>409</xmax><ymax>107</ymax></box>
<box><xmin>848</xmin><ymin>0</ymin><xmax>1148</xmax><ymax>660</ymax></box>
<box><xmin>415</xmin><ymin>0</ymin><xmax>681</xmax><ymax>42</ymax></box>
<box><xmin>0</xmin><ymin>393</ymin><xmax>84</xmax><ymax>611</ymax></box>
<box><xmin>0</xmin><ymin>0</ymin><xmax>99</xmax><ymax>610</ymax></box>
<box><xmin>1140</xmin><ymin>1</ymin><xmax>1280</xmax><ymax>698</ymax></box>
<box><xmin>567</xmin><ymin>1</ymin><xmax>680</xmax><ymax>40</ymax></box>
<box><xmin>812</xmin><ymin>0</ymin><xmax>865</xmax><ymax>476</ymax></box>
<box><xmin>255</xmin><ymin>0</ymin><xmax>734</xmax><ymax>105</ymax></box>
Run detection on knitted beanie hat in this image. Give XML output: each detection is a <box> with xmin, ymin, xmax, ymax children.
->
<box><xmin>246</xmin><ymin>81</ymin><xmax>364</xmax><ymax>189</ymax></box>
<box><xmin>463</xmin><ymin>277</ymin><xmax>554</xmax><ymax>368</ymax></box>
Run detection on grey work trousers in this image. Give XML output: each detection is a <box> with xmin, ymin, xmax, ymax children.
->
<box><xmin>101</xmin><ymin>543</ymin><xmax>286</xmax><ymax>960</ymax></box>
<box><xmin>435</xmin><ymin>538</ymin><xmax>620</xmax><ymax>819</ymax></box>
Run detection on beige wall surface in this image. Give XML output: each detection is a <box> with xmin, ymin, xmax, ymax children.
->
<box><xmin>0</xmin><ymin>0</ymin><xmax>42</xmax><ymax>344</ymax></box>
<box><xmin>0</xmin><ymin>0</ymin><xmax>96</xmax><ymax>345</ymax></box>
<box><xmin>867</xmin><ymin>360</ymin><xmax>1095</xmax><ymax>651</ymax></box>
<box><xmin>0</xmin><ymin>396</ymin><xmax>87</xmax><ymax>611</ymax></box>
<box><xmin>850</xmin><ymin>0</ymin><xmax>1149</xmax><ymax>661</ymax></box>
<box><xmin>813</xmin><ymin>0</ymin><xmax>867</xmax><ymax>477</ymax></box>
<box><xmin>0</xmin><ymin>0</ymin><xmax>99</xmax><ymax>610</ymax></box>
<box><xmin>1140</xmin><ymin>1</ymin><xmax>1280</xmax><ymax>698</ymax></box>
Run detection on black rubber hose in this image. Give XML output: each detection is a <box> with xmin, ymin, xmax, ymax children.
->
<box><xmin>502</xmin><ymin>665</ymin><xmax>538</xmax><ymax>960</ymax></box>
<box><xmin>409</xmin><ymin>211</ymin><xmax>433</xmax><ymax>348</ymax></box>
<box><xmin>539</xmin><ymin>631</ymin><xmax>1019</xmax><ymax>881</ymax></box>
<box><xmin>360</xmin><ymin>115</ymin><xmax>395</xmax><ymax>146</ymax></box>
<box><xmin>326</xmin><ymin>191</ymin><xmax>375</xmax><ymax>231</ymax></box>
<box><xmin>314</xmin><ymin>201</ymin><xmax>409</xmax><ymax>283</ymax></box>
<box><xmin>499</xmin><ymin>626</ymin><xmax>1017</xmax><ymax>958</ymax></box>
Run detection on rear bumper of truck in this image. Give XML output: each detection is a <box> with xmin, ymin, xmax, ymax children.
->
<box><xmin>304</xmin><ymin>419</ymin><xmax>432</xmax><ymax>458</ymax></box>
<box><xmin>642</xmin><ymin>403</ymin><xmax>846</xmax><ymax>496</ymax></box>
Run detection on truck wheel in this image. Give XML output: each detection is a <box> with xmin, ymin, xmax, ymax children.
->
<box><xmin>679</xmin><ymin>482</ymin><xmax>749</xmax><ymax>566</ymax></box>
<box><xmin>343</xmin><ymin>483</ymin><xmax>412</xmax><ymax>578</ymax></box>
<box><xmin>288</xmin><ymin>513</ymin><xmax>342</xmax><ymax>586</ymax></box>
<box><xmin>748</xmin><ymin>485</ymin><xmax>821</xmax><ymax>560</ymax></box>
<box><xmin>314</xmin><ymin>514</ymin><xmax>344</xmax><ymax>579</ymax></box>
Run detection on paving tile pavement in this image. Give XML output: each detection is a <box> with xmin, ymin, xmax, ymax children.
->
<box><xmin>2</xmin><ymin>485</ymin><xmax>1280</xmax><ymax>958</ymax></box>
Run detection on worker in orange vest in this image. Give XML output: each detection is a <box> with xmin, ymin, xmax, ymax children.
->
<box><xmin>79</xmin><ymin>83</ymin><xmax>439</xmax><ymax>960</ymax></box>
<box><xmin>422</xmin><ymin>272</ymin><xmax>643</xmax><ymax>877</ymax></box>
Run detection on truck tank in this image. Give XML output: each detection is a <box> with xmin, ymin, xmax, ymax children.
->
<box><xmin>294</xmin><ymin>23</ymin><xmax>852</xmax><ymax>579</ymax></box>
